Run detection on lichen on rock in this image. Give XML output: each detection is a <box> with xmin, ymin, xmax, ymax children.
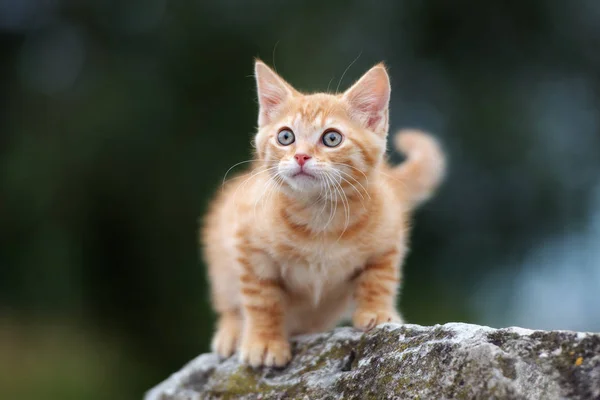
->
<box><xmin>145</xmin><ymin>323</ymin><xmax>600</xmax><ymax>400</ymax></box>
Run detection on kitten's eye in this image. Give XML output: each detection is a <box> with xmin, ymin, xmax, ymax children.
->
<box><xmin>322</xmin><ymin>130</ymin><xmax>343</xmax><ymax>147</ymax></box>
<box><xmin>277</xmin><ymin>128</ymin><xmax>295</xmax><ymax>146</ymax></box>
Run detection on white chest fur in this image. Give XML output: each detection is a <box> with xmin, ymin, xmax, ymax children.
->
<box><xmin>277</xmin><ymin>241</ymin><xmax>366</xmax><ymax>306</ymax></box>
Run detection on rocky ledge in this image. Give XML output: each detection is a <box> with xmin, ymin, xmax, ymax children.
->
<box><xmin>145</xmin><ymin>323</ymin><xmax>600</xmax><ymax>400</ymax></box>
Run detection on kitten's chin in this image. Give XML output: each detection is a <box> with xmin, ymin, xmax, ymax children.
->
<box><xmin>281</xmin><ymin>174</ymin><xmax>322</xmax><ymax>196</ymax></box>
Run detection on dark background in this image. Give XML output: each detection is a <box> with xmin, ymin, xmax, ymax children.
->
<box><xmin>1</xmin><ymin>1</ymin><xmax>600</xmax><ymax>398</ymax></box>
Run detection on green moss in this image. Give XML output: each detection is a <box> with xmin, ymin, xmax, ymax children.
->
<box><xmin>186</xmin><ymin>326</ymin><xmax>600</xmax><ymax>399</ymax></box>
<box><xmin>206</xmin><ymin>366</ymin><xmax>285</xmax><ymax>399</ymax></box>
<box><xmin>487</xmin><ymin>331</ymin><xmax>520</xmax><ymax>347</ymax></box>
<box><xmin>206</xmin><ymin>337</ymin><xmax>361</xmax><ymax>399</ymax></box>
<box><xmin>496</xmin><ymin>356</ymin><xmax>517</xmax><ymax>380</ymax></box>
<box><xmin>294</xmin><ymin>342</ymin><xmax>350</xmax><ymax>375</ymax></box>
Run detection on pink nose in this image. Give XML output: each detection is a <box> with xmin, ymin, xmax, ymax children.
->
<box><xmin>294</xmin><ymin>153</ymin><xmax>312</xmax><ymax>167</ymax></box>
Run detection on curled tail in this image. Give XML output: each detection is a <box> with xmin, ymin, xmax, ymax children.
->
<box><xmin>391</xmin><ymin>129</ymin><xmax>446</xmax><ymax>209</ymax></box>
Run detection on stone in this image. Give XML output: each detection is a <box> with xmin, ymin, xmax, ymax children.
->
<box><xmin>145</xmin><ymin>323</ymin><xmax>600</xmax><ymax>400</ymax></box>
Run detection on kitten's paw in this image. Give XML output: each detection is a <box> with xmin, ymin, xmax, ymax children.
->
<box><xmin>211</xmin><ymin>315</ymin><xmax>241</xmax><ymax>358</ymax></box>
<box><xmin>239</xmin><ymin>335</ymin><xmax>291</xmax><ymax>368</ymax></box>
<box><xmin>353</xmin><ymin>309</ymin><xmax>403</xmax><ymax>331</ymax></box>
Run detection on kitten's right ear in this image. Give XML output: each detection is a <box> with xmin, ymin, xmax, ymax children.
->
<box><xmin>255</xmin><ymin>60</ymin><xmax>297</xmax><ymax>127</ymax></box>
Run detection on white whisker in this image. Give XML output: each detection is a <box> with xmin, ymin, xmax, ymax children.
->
<box><xmin>336</xmin><ymin>51</ymin><xmax>362</xmax><ymax>93</ymax></box>
<box><xmin>331</xmin><ymin>171</ymin><xmax>367</xmax><ymax>210</ymax></box>
<box><xmin>231</xmin><ymin>165</ymin><xmax>278</xmax><ymax>209</ymax></box>
<box><xmin>315</xmin><ymin>174</ymin><xmax>331</xmax><ymax>224</ymax></box>
<box><xmin>331</xmin><ymin>173</ymin><xmax>351</xmax><ymax>240</ymax></box>
<box><xmin>222</xmin><ymin>159</ymin><xmax>267</xmax><ymax>189</ymax></box>
<box><xmin>331</xmin><ymin>162</ymin><xmax>370</xmax><ymax>185</ymax></box>
<box><xmin>322</xmin><ymin>172</ymin><xmax>338</xmax><ymax>231</ymax></box>
<box><xmin>253</xmin><ymin>174</ymin><xmax>277</xmax><ymax>220</ymax></box>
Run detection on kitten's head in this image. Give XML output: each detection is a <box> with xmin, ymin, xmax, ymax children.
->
<box><xmin>253</xmin><ymin>60</ymin><xmax>390</xmax><ymax>197</ymax></box>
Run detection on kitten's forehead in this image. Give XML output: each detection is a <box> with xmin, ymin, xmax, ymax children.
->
<box><xmin>285</xmin><ymin>94</ymin><xmax>346</xmax><ymax>135</ymax></box>
<box><xmin>290</xmin><ymin>111</ymin><xmax>332</xmax><ymax>129</ymax></box>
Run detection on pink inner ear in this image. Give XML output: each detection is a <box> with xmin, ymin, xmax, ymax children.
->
<box><xmin>344</xmin><ymin>69</ymin><xmax>389</xmax><ymax>131</ymax></box>
<box><xmin>351</xmin><ymin>93</ymin><xmax>386</xmax><ymax>129</ymax></box>
<box><xmin>256</xmin><ymin>73</ymin><xmax>290</xmax><ymax>124</ymax></box>
<box><xmin>367</xmin><ymin>114</ymin><xmax>381</xmax><ymax>128</ymax></box>
<box><xmin>263</xmin><ymin>93</ymin><xmax>283</xmax><ymax>108</ymax></box>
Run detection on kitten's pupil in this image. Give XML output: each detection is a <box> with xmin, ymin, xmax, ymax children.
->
<box><xmin>323</xmin><ymin>131</ymin><xmax>342</xmax><ymax>147</ymax></box>
<box><xmin>278</xmin><ymin>129</ymin><xmax>295</xmax><ymax>145</ymax></box>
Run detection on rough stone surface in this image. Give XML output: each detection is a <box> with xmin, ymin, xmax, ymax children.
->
<box><xmin>145</xmin><ymin>323</ymin><xmax>600</xmax><ymax>400</ymax></box>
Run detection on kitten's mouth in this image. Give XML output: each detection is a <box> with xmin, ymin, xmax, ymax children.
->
<box><xmin>292</xmin><ymin>171</ymin><xmax>316</xmax><ymax>179</ymax></box>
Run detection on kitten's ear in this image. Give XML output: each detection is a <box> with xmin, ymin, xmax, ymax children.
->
<box><xmin>255</xmin><ymin>60</ymin><xmax>298</xmax><ymax>127</ymax></box>
<box><xmin>342</xmin><ymin>63</ymin><xmax>390</xmax><ymax>135</ymax></box>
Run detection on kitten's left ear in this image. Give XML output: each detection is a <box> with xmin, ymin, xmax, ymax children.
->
<box><xmin>255</xmin><ymin>60</ymin><xmax>298</xmax><ymax>127</ymax></box>
<box><xmin>342</xmin><ymin>63</ymin><xmax>390</xmax><ymax>135</ymax></box>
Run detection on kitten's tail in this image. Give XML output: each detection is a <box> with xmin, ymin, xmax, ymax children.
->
<box><xmin>391</xmin><ymin>129</ymin><xmax>446</xmax><ymax>209</ymax></box>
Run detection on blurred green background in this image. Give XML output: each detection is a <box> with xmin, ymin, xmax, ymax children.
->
<box><xmin>1</xmin><ymin>0</ymin><xmax>600</xmax><ymax>398</ymax></box>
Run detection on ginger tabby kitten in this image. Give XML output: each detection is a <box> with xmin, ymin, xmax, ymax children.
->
<box><xmin>201</xmin><ymin>60</ymin><xmax>445</xmax><ymax>367</ymax></box>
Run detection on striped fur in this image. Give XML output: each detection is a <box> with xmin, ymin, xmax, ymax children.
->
<box><xmin>201</xmin><ymin>61</ymin><xmax>445</xmax><ymax>367</ymax></box>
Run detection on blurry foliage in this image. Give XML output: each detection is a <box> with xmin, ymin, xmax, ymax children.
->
<box><xmin>0</xmin><ymin>314</ymin><xmax>148</xmax><ymax>400</ymax></box>
<box><xmin>1</xmin><ymin>0</ymin><xmax>600</xmax><ymax>398</ymax></box>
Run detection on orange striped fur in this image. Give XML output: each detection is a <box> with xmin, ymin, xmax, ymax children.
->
<box><xmin>201</xmin><ymin>60</ymin><xmax>445</xmax><ymax>367</ymax></box>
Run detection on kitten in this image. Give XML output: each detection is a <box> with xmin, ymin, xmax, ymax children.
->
<box><xmin>201</xmin><ymin>60</ymin><xmax>445</xmax><ymax>367</ymax></box>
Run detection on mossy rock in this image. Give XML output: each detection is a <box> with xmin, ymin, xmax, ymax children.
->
<box><xmin>145</xmin><ymin>323</ymin><xmax>600</xmax><ymax>400</ymax></box>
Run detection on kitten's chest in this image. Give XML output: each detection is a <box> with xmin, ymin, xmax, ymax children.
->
<box><xmin>274</xmin><ymin>241</ymin><xmax>366</xmax><ymax>302</ymax></box>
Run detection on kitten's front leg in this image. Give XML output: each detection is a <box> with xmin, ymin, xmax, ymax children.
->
<box><xmin>353</xmin><ymin>248</ymin><xmax>404</xmax><ymax>331</ymax></box>
<box><xmin>237</xmin><ymin>251</ymin><xmax>290</xmax><ymax>367</ymax></box>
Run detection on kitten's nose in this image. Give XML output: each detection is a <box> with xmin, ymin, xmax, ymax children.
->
<box><xmin>294</xmin><ymin>153</ymin><xmax>312</xmax><ymax>167</ymax></box>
